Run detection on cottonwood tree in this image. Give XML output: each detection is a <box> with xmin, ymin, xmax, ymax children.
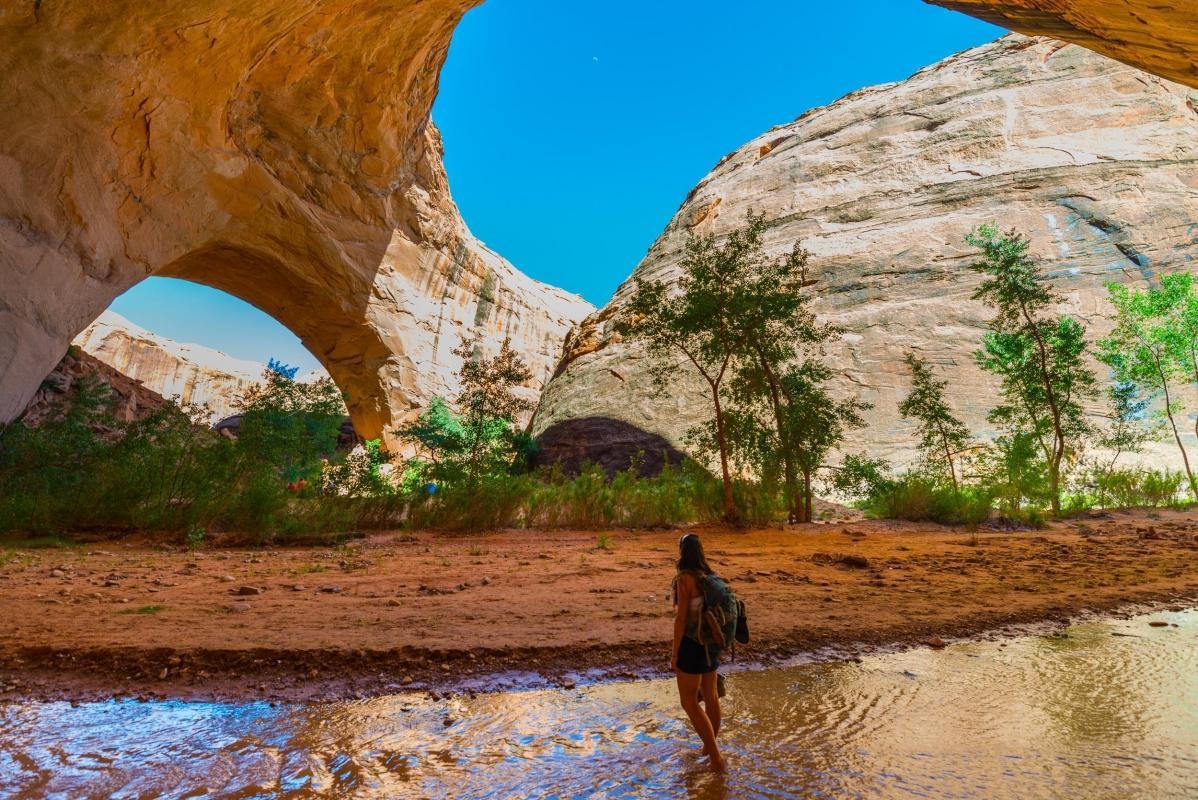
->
<box><xmin>774</xmin><ymin>361</ymin><xmax>870</xmax><ymax>523</ymax></box>
<box><xmin>898</xmin><ymin>353</ymin><xmax>972</xmax><ymax>489</ymax></box>
<box><xmin>1097</xmin><ymin>381</ymin><xmax>1157</xmax><ymax>472</ymax></box>
<box><xmin>618</xmin><ymin>213</ymin><xmax>811</xmax><ymax>522</ymax></box>
<box><xmin>968</xmin><ymin>224</ymin><xmax>1096</xmax><ymax>514</ymax></box>
<box><xmin>452</xmin><ymin>334</ymin><xmax>533</xmax><ymax>485</ymax></box>
<box><xmin>1099</xmin><ymin>275</ymin><xmax>1196</xmax><ymax>498</ymax></box>
<box><xmin>397</xmin><ymin>335</ymin><xmax>532</xmax><ymax>487</ymax></box>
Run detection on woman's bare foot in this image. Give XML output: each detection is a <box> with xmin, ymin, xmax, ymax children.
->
<box><xmin>709</xmin><ymin>751</ymin><xmax>727</xmax><ymax>772</ymax></box>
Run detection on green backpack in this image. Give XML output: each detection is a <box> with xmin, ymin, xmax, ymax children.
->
<box><xmin>695</xmin><ymin>574</ymin><xmax>740</xmax><ymax>658</ymax></box>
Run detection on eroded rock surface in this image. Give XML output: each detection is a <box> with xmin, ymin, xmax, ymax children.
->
<box><xmin>533</xmin><ymin>36</ymin><xmax>1198</xmax><ymax>471</ymax></box>
<box><xmin>73</xmin><ymin>311</ymin><xmax>328</xmax><ymax>421</ymax></box>
<box><xmin>531</xmin><ymin>417</ymin><xmax>687</xmax><ymax>478</ymax></box>
<box><xmin>18</xmin><ymin>350</ymin><xmax>168</xmax><ymax>434</ymax></box>
<box><xmin>0</xmin><ymin>1</ymin><xmax>591</xmax><ymax>442</ymax></box>
<box><xmin>929</xmin><ymin>0</ymin><xmax>1198</xmax><ymax>89</ymax></box>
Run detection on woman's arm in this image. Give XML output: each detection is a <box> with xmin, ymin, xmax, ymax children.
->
<box><xmin>671</xmin><ymin>573</ymin><xmax>693</xmax><ymax>672</ymax></box>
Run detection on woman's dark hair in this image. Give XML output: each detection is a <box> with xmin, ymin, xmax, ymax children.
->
<box><xmin>677</xmin><ymin>533</ymin><xmax>713</xmax><ymax>575</ymax></box>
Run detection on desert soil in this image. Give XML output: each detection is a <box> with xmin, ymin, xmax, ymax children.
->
<box><xmin>1</xmin><ymin>509</ymin><xmax>1196</xmax><ymax>702</ymax></box>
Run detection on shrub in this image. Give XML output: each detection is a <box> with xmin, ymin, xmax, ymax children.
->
<box><xmin>1068</xmin><ymin>466</ymin><xmax>1187</xmax><ymax>511</ymax></box>
<box><xmin>864</xmin><ymin>474</ymin><xmax>994</xmax><ymax>528</ymax></box>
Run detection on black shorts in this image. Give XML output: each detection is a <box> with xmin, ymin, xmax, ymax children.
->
<box><xmin>677</xmin><ymin>637</ymin><xmax>718</xmax><ymax>675</ymax></box>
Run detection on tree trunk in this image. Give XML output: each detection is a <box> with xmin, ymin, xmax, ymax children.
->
<box><xmin>937</xmin><ymin>423</ymin><xmax>958</xmax><ymax>491</ymax></box>
<box><xmin>1158</xmin><ymin>369</ymin><xmax>1198</xmax><ymax>501</ymax></box>
<box><xmin>754</xmin><ymin>348</ymin><xmax>800</xmax><ymax>523</ymax></box>
<box><xmin>1020</xmin><ymin>305</ymin><xmax>1065</xmax><ymax>515</ymax></box>
<box><xmin>711</xmin><ymin>386</ymin><xmax>737</xmax><ymax>523</ymax></box>
<box><xmin>801</xmin><ymin>468</ymin><xmax>813</xmax><ymax>524</ymax></box>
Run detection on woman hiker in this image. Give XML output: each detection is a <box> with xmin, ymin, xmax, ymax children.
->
<box><xmin>671</xmin><ymin>532</ymin><xmax>726</xmax><ymax>772</ymax></box>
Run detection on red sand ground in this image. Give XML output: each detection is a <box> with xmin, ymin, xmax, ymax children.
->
<box><xmin>1</xmin><ymin>509</ymin><xmax>1196</xmax><ymax>701</ymax></box>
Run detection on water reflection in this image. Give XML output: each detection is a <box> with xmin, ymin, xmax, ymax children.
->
<box><xmin>2</xmin><ymin>611</ymin><xmax>1197</xmax><ymax>798</ymax></box>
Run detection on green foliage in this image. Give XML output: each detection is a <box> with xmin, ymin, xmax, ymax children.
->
<box><xmin>1068</xmin><ymin>465</ymin><xmax>1187</xmax><ymax>511</ymax></box>
<box><xmin>968</xmin><ymin>223</ymin><xmax>1097</xmax><ymax>514</ymax></box>
<box><xmin>617</xmin><ymin>212</ymin><xmax>818</xmax><ymax>522</ymax></box>
<box><xmin>970</xmin><ymin>431</ymin><xmax>1050</xmax><ymax>515</ymax></box>
<box><xmin>453</xmin><ymin>334</ymin><xmax>533</xmax><ymax>484</ymax></box>
<box><xmin>863</xmin><ymin>474</ymin><xmax>994</xmax><ymax>528</ymax></box>
<box><xmin>0</xmin><ymin>368</ymin><xmax>395</xmax><ymax>542</ymax></box>
<box><xmin>396</xmin><ymin>337</ymin><xmax>533</xmax><ymax>488</ymax></box>
<box><xmin>827</xmin><ymin>454</ymin><xmax>893</xmax><ymax>500</ymax></box>
<box><xmin>1099</xmin><ymin>275</ymin><xmax>1198</xmax><ymax>499</ymax></box>
<box><xmin>236</xmin><ymin>370</ymin><xmax>346</xmax><ymax>483</ymax></box>
<box><xmin>899</xmin><ymin>352</ymin><xmax>972</xmax><ymax>488</ymax></box>
<box><xmin>406</xmin><ymin>460</ymin><xmax>750</xmax><ymax>532</ymax></box>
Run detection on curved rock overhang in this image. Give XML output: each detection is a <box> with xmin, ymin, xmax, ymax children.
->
<box><xmin>0</xmin><ymin>0</ymin><xmax>590</xmax><ymax>442</ymax></box>
<box><xmin>927</xmin><ymin>0</ymin><xmax>1198</xmax><ymax>89</ymax></box>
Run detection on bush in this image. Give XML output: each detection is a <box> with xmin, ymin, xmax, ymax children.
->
<box><xmin>0</xmin><ymin>370</ymin><xmax>394</xmax><ymax>543</ymax></box>
<box><xmin>864</xmin><ymin>474</ymin><xmax>994</xmax><ymax>528</ymax></box>
<box><xmin>403</xmin><ymin>460</ymin><xmax>779</xmax><ymax>532</ymax></box>
<box><xmin>1068</xmin><ymin>466</ymin><xmax>1187</xmax><ymax>511</ymax></box>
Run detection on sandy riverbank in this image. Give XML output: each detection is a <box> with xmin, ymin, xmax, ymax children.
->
<box><xmin>2</xmin><ymin>508</ymin><xmax>1196</xmax><ymax>703</ymax></box>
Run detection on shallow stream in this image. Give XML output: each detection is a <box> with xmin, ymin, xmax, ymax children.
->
<box><xmin>2</xmin><ymin>610</ymin><xmax>1197</xmax><ymax>799</ymax></box>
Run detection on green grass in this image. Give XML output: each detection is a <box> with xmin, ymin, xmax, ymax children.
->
<box><xmin>118</xmin><ymin>604</ymin><xmax>165</xmax><ymax>615</ymax></box>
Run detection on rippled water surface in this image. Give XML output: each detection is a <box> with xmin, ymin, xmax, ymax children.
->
<box><xmin>3</xmin><ymin>610</ymin><xmax>1197</xmax><ymax>799</ymax></box>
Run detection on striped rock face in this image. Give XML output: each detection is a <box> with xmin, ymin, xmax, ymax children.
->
<box><xmin>0</xmin><ymin>1</ymin><xmax>591</xmax><ymax>444</ymax></box>
<box><xmin>533</xmin><ymin>36</ymin><xmax>1198</xmax><ymax>473</ymax></box>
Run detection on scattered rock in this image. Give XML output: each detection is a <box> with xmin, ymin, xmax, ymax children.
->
<box><xmin>923</xmin><ymin>637</ymin><xmax>948</xmax><ymax>649</ymax></box>
<box><xmin>812</xmin><ymin>552</ymin><xmax>870</xmax><ymax>569</ymax></box>
<box><xmin>229</xmin><ymin>602</ymin><xmax>252</xmax><ymax>613</ymax></box>
<box><xmin>233</xmin><ymin>586</ymin><xmax>264</xmax><ymax>596</ymax></box>
<box><xmin>1148</xmin><ymin>620</ymin><xmax>1169</xmax><ymax>627</ymax></box>
<box><xmin>49</xmin><ymin>569</ymin><xmax>66</xmax><ymax>578</ymax></box>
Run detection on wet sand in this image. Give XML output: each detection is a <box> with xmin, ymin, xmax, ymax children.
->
<box><xmin>1</xmin><ymin>508</ymin><xmax>1196</xmax><ymax>702</ymax></box>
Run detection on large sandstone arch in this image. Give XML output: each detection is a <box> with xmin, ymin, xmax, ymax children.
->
<box><xmin>0</xmin><ymin>0</ymin><xmax>588</xmax><ymax>441</ymax></box>
<box><xmin>0</xmin><ymin>0</ymin><xmax>1190</xmax><ymax>439</ymax></box>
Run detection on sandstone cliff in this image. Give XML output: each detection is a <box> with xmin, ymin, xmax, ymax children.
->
<box><xmin>0</xmin><ymin>1</ymin><xmax>591</xmax><ymax>443</ymax></box>
<box><xmin>533</xmin><ymin>36</ymin><xmax>1198</xmax><ymax>473</ymax></box>
<box><xmin>73</xmin><ymin>311</ymin><xmax>325</xmax><ymax>422</ymax></box>
<box><xmin>18</xmin><ymin>349</ymin><xmax>169</xmax><ymax>434</ymax></box>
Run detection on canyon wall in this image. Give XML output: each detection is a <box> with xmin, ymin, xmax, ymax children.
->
<box><xmin>0</xmin><ymin>0</ymin><xmax>590</xmax><ymax>443</ymax></box>
<box><xmin>73</xmin><ymin>311</ymin><xmax>323</xmax><ymax>422</ymax></box>
<box><xmin>533</xmin><ymin>36</ymin><xmax>1198</xmax><ymax>472</ymax></box>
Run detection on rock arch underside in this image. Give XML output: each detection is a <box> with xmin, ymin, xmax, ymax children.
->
<box><xmin>0</xmin><ymin>0</ymin><xmax>590</xmax><ymax>444</ymax></box>
<box><xmin>0</xmin><ymin>1</ymin><xmax>1194</xmax><ymax>451</ymax></box>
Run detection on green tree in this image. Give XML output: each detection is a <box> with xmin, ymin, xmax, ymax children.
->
<box><xmin>1099</xmin><ymin>275</ymin><xmax>1197</xmax><ymax>499</ymax></box>
<box><xmin>968</xmin><ymin>224</ymin><xmax>1096</xmax><ymax>514</ymax></box>
<box><xmin>394</xmin><ymin>396</ymin><xmax>467</xmax><ymax>473</ymax></box>
<box><xmin>236</xmin><ymin>370</ymin><xmax>346</xmax><ymax>483</ymax></box>
<box><xmin>898</xmin><ymin>352</ymin><xmax>972</xmax><ymax>489</ymax></box>
<box><xmin>450</xmin><ymin>334</ymin><xmax>533</xmax><ymax>485</ymax></box>
<box><xmin>617</xmin><ymin>213</ymin><xmax>809</xmax><ymax>522</ymax></box>
<box><xmin>1097</xmin><ymin>381</ymin><xmax>1158</xmax><ymax>474</ymax></box>
<box><xmin>726</xmin><ymin>239</ymin><xmax>840</xmax><ymax>523</ymax></box>
<box><xmin>775</xmin><ymin>361</ymin><xmax>870</xmax><ymax>523</ymax></box>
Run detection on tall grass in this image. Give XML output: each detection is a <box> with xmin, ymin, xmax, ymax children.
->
<box><xmin>863</xmin><ymin>475</ymin><xmax>994</xmax><ymax>527</ymax></box>
<box><xmin>407</xmin><ymin>462</ymin><xmax>748</xmax><ymax>531</ymax></box>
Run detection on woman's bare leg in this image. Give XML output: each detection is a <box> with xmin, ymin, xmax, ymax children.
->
<box><xmin>700</xmin><ymin>671</ymin><xmax>722</xmax><ymax>737</ymax></box>
<box><xmin>676</xmin><ymin>671</ymin><xmax>725</xmax><ymax>771</ymax></box>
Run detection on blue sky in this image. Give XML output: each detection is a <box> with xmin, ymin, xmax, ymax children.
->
<box><xmin>112</xmin><ymin>0</ymin><xmax>1002</xmax><ymax>371</ymax></box>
